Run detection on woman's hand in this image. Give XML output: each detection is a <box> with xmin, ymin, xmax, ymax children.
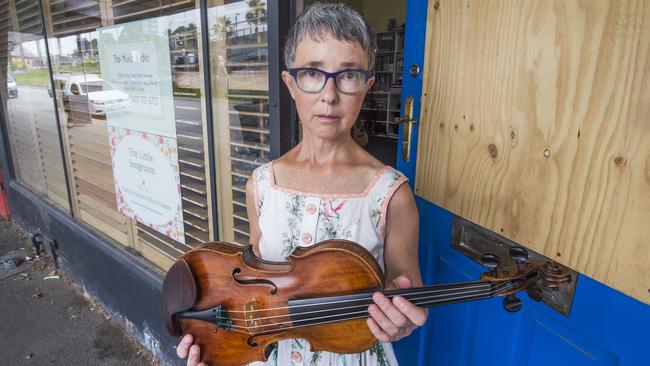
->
<box><xmin>366</xmin><ymin>275</ymin><xmax>428</xmax><ymax>342</ymax></box>
<box><xmin>176</xmin><ymin>334</ymin><xmax>207</xmax><ymax>366</ymax></box>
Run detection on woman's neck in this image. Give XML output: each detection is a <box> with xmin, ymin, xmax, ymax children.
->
<box><xmin>294</xmin><ymin>133</ymin><xmax>359</xmax><ymax>167</ymax></box>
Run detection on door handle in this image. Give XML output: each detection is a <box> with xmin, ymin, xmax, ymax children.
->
<box><xmin>400</xmin><ymin>95</ymin><xmax>417</xmax><ymax>162</ymax></box>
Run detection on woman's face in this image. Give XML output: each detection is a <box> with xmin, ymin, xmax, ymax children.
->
<box><xmin>282</xmin><ymin>33</ymin><xmax>374</xmax><ymax>142</ymax></box>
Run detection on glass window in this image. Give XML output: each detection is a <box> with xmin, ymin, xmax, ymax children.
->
<box><xmin>44</xmin><ymin>1</ymin><xmax>213</xmax><ymax>270</ymax></box>
<box><xmin>208</xmin><ymin>0</ymin><xmax>270</xmax><ymax>245</ymax></box>
<box><xmin>1</xmin><ymin>0</ymin><xmax>70</xmax><ymax>210</ymax></box>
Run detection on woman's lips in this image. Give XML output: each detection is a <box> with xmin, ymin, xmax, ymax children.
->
<box><xmin>316</xmin><ymin>114</ymin><xmax>340</xmax><ymax>122</ymax></box>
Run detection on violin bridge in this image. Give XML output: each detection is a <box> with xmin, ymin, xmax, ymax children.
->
<box><xmin>245</xmin><ymin>299</ymin><xmax>260</xmax><ymax>334</ymax></box>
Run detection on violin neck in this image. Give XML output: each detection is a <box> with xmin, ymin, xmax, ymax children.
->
<box><xmin>288</xmin><ymin>280</ymin><xmax>505</xmax><ymax>327</ymax></box>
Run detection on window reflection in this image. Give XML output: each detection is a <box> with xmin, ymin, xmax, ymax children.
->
<box><xmin>43</xmin><ymin>2</ymin><xmax>212</xmax><ymax>269</ymax></box>
<box><xmin>2</xmin><ymin>0</ymin><xmax>70</xmax><ymax>210</ymax></box>
<box><xmin>209</xmin><ymin>0</ymin><xmax>269</xmax><ymax>245</ymax></box>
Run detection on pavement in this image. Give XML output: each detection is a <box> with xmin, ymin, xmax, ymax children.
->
<box><xmin>0</xmin><ymin>217</ymin><xmax>159</xmax><ymax>366</ymax></box>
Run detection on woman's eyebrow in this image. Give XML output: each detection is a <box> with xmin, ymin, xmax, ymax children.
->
<box><xmin>300</xmin><ymin>61</ymin><xmax>363</xmax><ymax>69</ymax></box>
<box><xmin>304</xmin><ymin>61</ymin><xmax>324</xmax><ymax>67</ymax></box>
<box><xmin>340</xmin><ymin>61</ymin><xmax>362</xmax><ymax>68</ymax></box>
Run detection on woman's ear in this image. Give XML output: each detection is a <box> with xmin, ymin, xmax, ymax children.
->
<box><xmin>365</xmin><ymin>76</ymin><xmax>376</xmax><ymax>92</ymax></box>
<box><xmin>281</xmin><ymin>71</ymin><xmax>297</xmax><ymax>100</ymax></box>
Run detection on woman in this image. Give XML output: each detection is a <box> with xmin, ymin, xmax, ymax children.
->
<box><xmin>178</xmin><ymin>3</ymin><xmax>427</xmax><ymax>365</ymax></box>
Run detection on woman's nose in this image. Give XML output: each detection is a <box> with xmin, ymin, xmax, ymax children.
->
<box><xmin>319</xmin><ymin>77</ymin><xmax>339</xmax><ymax>103</ymax></box>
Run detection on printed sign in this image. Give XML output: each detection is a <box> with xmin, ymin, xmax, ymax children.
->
<box><xmin>98</xmin><ymin>17</ymin><xmax>185</xmax><ymax>242</ymax></box>
<box><xmin>109</xmin><ymin>127</ymin><xmax>185</xmax><ymax>243</ymax></box>
<box><xmin>97</xmin><ymin>17</ymin><xmax>176</xmax><ymax>137</ymax></box>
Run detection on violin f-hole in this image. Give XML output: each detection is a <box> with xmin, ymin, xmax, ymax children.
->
<box><xmin>232</xmin><ymin>268</ymin><xmax>278</xmax><ymax>295</ymax></box>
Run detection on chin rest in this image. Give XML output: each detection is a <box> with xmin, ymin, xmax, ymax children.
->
<box><xmin>162</xmin><ymin>258</ymin><xmax>197</xmax><ymax>337</ymax></box>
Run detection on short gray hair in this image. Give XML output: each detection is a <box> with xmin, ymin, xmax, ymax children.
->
<box><xmin>284</xmin><ymin>3</ymin><xmax>375</xmax><ymax>70</ymax></box>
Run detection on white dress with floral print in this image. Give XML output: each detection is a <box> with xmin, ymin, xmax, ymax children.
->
<box><xmin>249</xmin><ymin>161</ymin><xmax>408</xmax><ymax>366</ymax></box>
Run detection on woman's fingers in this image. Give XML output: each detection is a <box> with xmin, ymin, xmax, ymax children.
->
<box><xmin>177</xmin><ymin>334</ymin><xmax>206</xmax><ymax>366</ymax></box>
<box><xmin>366</xmin><ymin>317</ymin><xmax>391</xmax><ymax>343</ymax></box>
<box><xmin>366</xmin><ymin>276</ymin><xmax>429</xmax><ymax>342</ymax></box>
<box><xmin>391</xmin><ymin>275</ymin><xmax>428</xmax><ymax>326</ymax></box>
<box><xmin>393</xmin><ymin>295</ymin><xmax>428</xmax><ymax>327</ymax></box>
<box><xmin>391</xmin><ymin>275</ymin><xmax>413</xmax><ymax>289</ymax></box>
<box><xmin>372</xmin><ymin>292</ymin><xmax>412</xmax><ymax>330</ymax></box>
<box><xmin>176</xmin><ymin>334</ymin><xmax>194</xmax><ymax>358</ymax></box>
<box><xmin>368</xmin><ymin>296</ymin><xmax>410</xmax><ymax>342</ymax></box>
<box><xmin>187</xmin><ymin>344</ymin><xmax>202</xmax><ymax>366</ymax></box>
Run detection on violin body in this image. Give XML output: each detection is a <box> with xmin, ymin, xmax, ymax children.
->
<box><xmin>162</xmin><ymin>240</ymin><xmax>385</xmax><ymax>366</ymax></box>
<box><xmin>162</xmin><ymin>239</ymin><xmax>558</xmax><ymax>366</ymax></box>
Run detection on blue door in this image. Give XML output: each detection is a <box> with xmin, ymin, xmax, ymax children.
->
<box><xmin>392</xmin><ymin>1</ymin><xmax>650</xmax><ymax>365</ymax></box>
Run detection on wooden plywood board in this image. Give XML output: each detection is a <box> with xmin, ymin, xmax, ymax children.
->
<box><xmin>416</xmin><ymin>0</ymin><xmax>650</xmax><ymax>303</ymax></box>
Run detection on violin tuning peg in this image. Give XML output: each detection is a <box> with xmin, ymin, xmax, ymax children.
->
<box><xmin>526</xmin><ymin>285</ymin><xmax>543</xmax><ymax>302</ymax></box>
<box><xmin>480</xmin><ymin>253</ymin><xmax>501</xmax><ymax>272</ymax></box>
<box><xmin>509</xmin><ymin>246</ymin><xmax>529</xmax><ymax>264</ymax></box>
<box><xmin>503</xmin><ymin>294</ymin><xmax>522</xmax><ymax>312</ymax></box>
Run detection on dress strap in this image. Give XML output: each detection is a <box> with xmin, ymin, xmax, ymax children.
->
<box><xmin>367</xmin><ymin>167</ymin><xmax>409</xmax><ymax>238</ymax></box>
<box><xmin>251</xmin><ymin>162</ymin><xmax>272</xmax><ymax>217</ymax></box>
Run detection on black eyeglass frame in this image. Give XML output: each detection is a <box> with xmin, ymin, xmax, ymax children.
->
<box><xmin>287</xmin><ymin>67</ymin><xmax>375</xmax><ymax>95</ymax></box>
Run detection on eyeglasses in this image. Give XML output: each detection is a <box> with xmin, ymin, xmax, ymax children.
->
<box><xmin>288</xmin><ymin>68</ymin><xmax>374</xmax><ymax>95</ymax></box>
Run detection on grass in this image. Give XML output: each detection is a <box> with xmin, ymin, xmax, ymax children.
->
<box><xmin>14</xmin><ymin>69</ymin><xmax>50</xmax><ymax>87</ymax></box>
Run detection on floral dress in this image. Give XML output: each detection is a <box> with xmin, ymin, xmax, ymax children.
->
<box><xmin>249</xmin><ymin>161</ymin><xmax>408</xmax><ymax>366</ymax></box>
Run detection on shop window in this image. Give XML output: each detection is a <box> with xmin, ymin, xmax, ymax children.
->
<box><xmin>1</xmin><ymin>0</ymin><xmax>70</xmax><ymax>210</ymax></box>
<box><xmin>208</xmin><ymin>0</ymin><xmax>270</xmax><ymax>245</ymax></box>
<box><xmin>43</xmin><ymin>0</ymin><xmax>213</xmax><ymax>270</ymax></box>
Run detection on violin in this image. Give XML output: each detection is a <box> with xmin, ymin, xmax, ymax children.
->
<box><xmin>162</xmin><ymin>240</ymin><xmax>561</xmax><ymax>366</ymax></box>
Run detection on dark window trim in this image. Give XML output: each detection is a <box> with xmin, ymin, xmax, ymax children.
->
<box><xmin>0</xmin><ymin>88</ymin><xmax>15</xmax><ymax>186</ymax></box>
<box><xmin>268</xmin><ymin>0</ymin><xmax>294</xmax><ymax>158</ymax></box>
<box><xmin>199</xmin><ymin>0</ymin><xmax>219</xmax><ymax>239</ymax></box>
<box><xmin>38</xmin><ymin>0</ymin><xmax>74</xmax><ymax>214</ymax></box>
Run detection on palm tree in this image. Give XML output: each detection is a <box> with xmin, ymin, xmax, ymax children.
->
<box><xmin>245</xmin><ymin>0</ymin><xmax>266</xmax><ymax>34</ymax></box>
<box><xmin>212</xmin><ymin>15</ymin><xmax>233</xmax><ymax>40</ymax></box>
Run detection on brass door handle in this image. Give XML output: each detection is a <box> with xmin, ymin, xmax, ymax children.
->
<box><xmin>400</xmin><ymin>96</ymin><xmax>416</xmax><ymax>162</ymax></box>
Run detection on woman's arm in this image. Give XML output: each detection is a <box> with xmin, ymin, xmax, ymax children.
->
<box><xmin>367</xmin><ymin>182</ymin><xmax>428</xmax><ymax>342</ymax></box>
<box><xmin>384</xmin><ymin>182</ymin><xmax>421</xmax><ymax>286</ymax></box>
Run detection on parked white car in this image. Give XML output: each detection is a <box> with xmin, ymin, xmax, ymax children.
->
<box><xmin>64</xmin><ymin>75</ymin><xmax>130</xmax><ymax>115</ymax></box>
<box><xmin>7</xmin><ymin>75</ymin><xmax>17</xmax><ymax>98</ymax></box>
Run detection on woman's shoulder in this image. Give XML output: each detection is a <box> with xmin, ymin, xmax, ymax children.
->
<box><xmin>252</xmin><ymin>161</ymin><xmax>272</xmax><ymax>178</ymax></box>
<box><xmin>370</xmin><ymin>165</ymin><xmax>408</xmax><ymax>197</ymax></box>
<box><xmin>248</xmin><ymin>161</ymin><xmax>273</xmax><ymax>195</ymax></box>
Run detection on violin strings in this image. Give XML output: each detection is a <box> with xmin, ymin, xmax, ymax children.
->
<box><xmin>217</xmin><ymin>283</ymin><xmax>497</xmax><ymax>323</ymax></box>
<box><xmin>224</xmin><ymin>281</ymin><xmax>496</xmax><ymax>314</ymax></box>
<box><xmin>210</xmin><ymin>282</ymin><xmax>512</xmax><ymax>332</ymax></box>
<box><xmin>218</xmin><ymin>284</ymin><xmax>509</xmax><ymax>336</ymax></box>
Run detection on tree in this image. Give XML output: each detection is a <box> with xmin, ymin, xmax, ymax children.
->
<box><xmin>212</xmin><ymin>16</ymin><xmax>233</xmax><ymax>40</ymax></box>
<box><xmin>245</xmin><ymin>0</ymin><xmax>266</xmax><ymax>34</ymax></box>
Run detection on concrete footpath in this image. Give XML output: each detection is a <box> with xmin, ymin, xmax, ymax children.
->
<box><xmin>0</xmin><ymin>217</ymin><xmax>159</xmax><ymax>366</ymax></box>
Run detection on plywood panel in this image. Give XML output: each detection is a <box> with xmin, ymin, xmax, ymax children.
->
<box><xmin>416</xmin><ymin>0</ymin><xmax>650</xmax><ymax>303</ymax></box>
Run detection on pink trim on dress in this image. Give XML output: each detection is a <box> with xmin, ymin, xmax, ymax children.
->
<box><xmin>268</xmin><ymin>161</ymin><xmax>390</xmax><ymax>199</ymax></box>
<box><xmin>380</xmin><ymin>176</ymin><xmax>409</xmax><ymax>239</ymax></box>
<box><xmin>252</xmin><ymin>169</ymin><xmax>260</xmax><ymax>217</ymax></box>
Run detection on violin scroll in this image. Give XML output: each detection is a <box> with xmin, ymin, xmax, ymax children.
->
<box><xmin>479</xmin><ymin>255</ymin><xmax>573</xmax><ymax>313</ymax></box>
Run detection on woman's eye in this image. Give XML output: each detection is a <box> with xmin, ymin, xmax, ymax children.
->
<box><xmin>307</xmin><ymin>70</ymin><xmax>319</xmax><ymax>77</ymax></box>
